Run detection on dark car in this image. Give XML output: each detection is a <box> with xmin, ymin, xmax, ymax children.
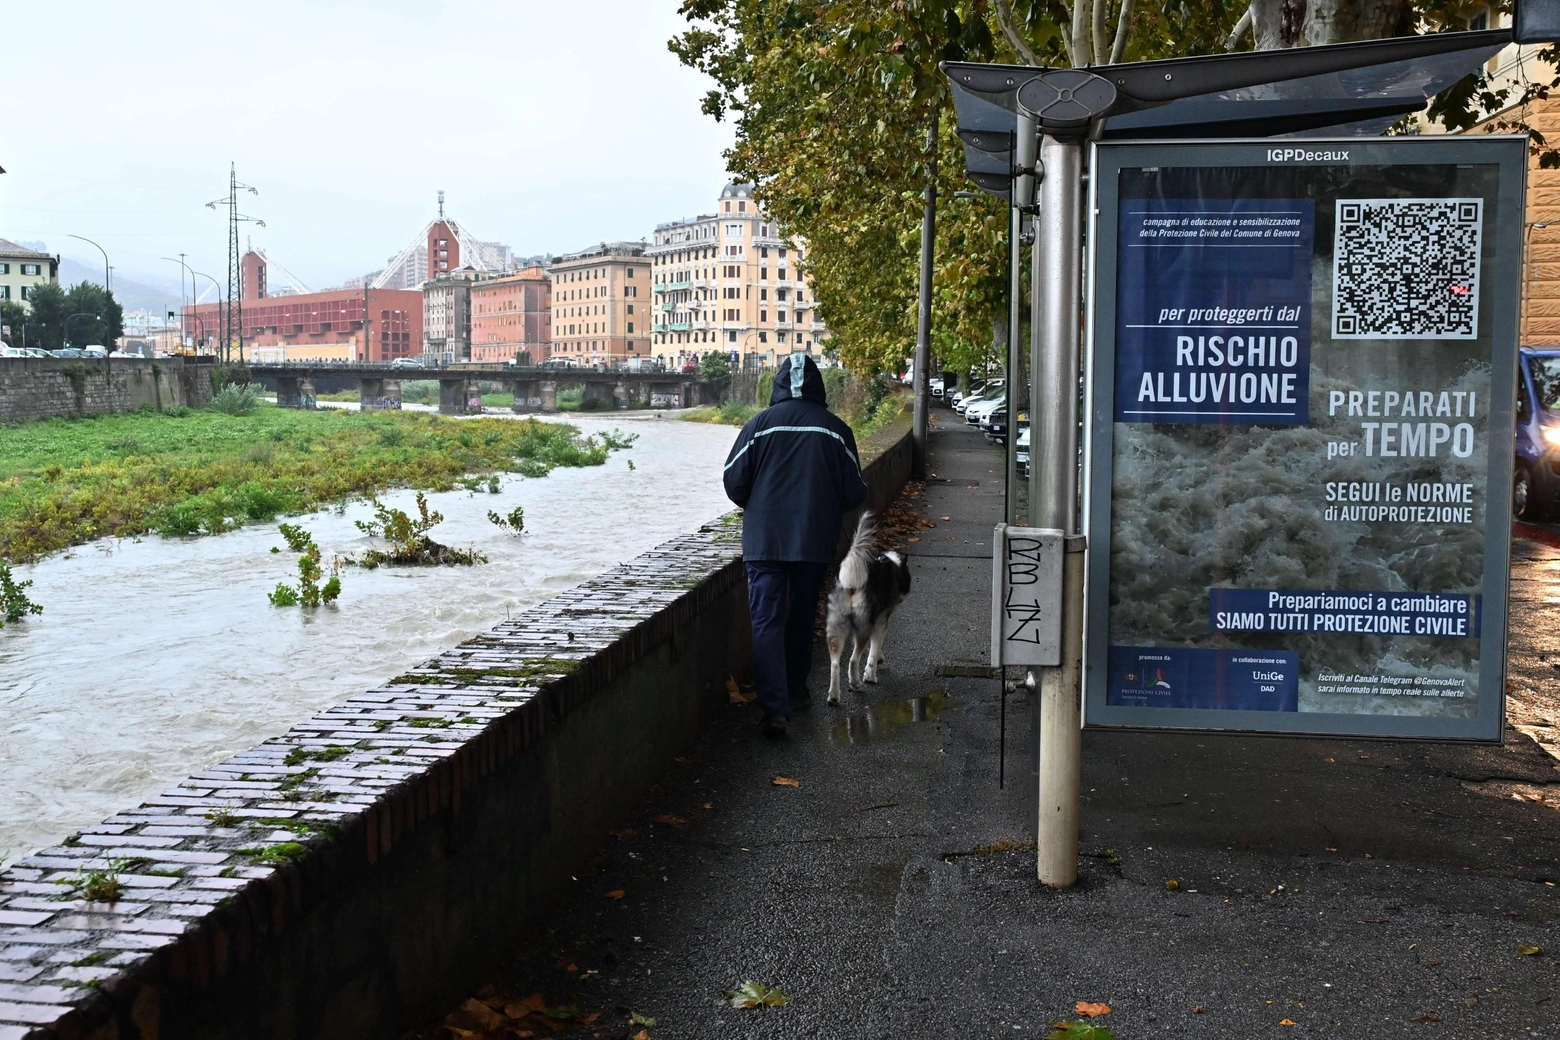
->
<box><xmin>1516</xmin><ymin>346</ymin><xmax>1560</xmax><ymax>520</ymax></box>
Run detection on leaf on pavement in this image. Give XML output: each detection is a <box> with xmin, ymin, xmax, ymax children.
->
<box><xmin>771</xmin><ymin>776</ymin><xmax>801</xmax><ymax>787</ymax></box>
<box><xmin>727</xmin><ymin>980</ymin><xmax>792</xmax><ymax>1008</ymax></box>
<box><xmin>604</xmin><ymin>889</ymin><xmax>626</xmax><ymax>900</ymax></box>
<box><xmin>1164</xmin><ymin>878</ymin><xmax>1180</xmax><ymax>891</ymax></box>
<box><xmin>632</xmin><ymin>1032</ymin><xmax>650</xmax><ymax>1040</ymax></box>
<box><xmin>726</xmin><ymin>676</ymin><xmax>755</xmax><ymax>704</ymax></box>
<box><xmin>629</xmin><ymin>1011</ymin><xmax>657</xmax><ymax>1026</ymax></box>
<box><xmin>456</xmin><ymin>998</ymin><xmax>506</xmax><ymax>1031</ymax></box>
<box><xmin>1519</xmin><ymin>943</ymin><xmax>1544</xmax><ymax>956</ymax></box>
<box><xmin>1192</xmin><ymin>1005</ymin><xmax>1205</xmax><ymax>1014</ymax></box>
<box><xmin>1279</xmin><ymin>1019</ymin><xmax>1297</xmax><ymax>1026</ymax></box>
<box><xmin>1075</xmin><ymin>1001</ymin><xmax>1111</xmax><ymax>1017</ymax></box>
<box><xmin>1045</xmin><ymin>1021</ymin><xmax>1116</xmax><ymax>1040</ymax></box>
<box><xmin>653</xmin><ymin>814</ymin><xmax>688</xmax><ymax>826</ymax></box>
<box><xmin>503</xmin><ymin>994</ymin><xmax>546</xmax><ymax>1018</ymax></box>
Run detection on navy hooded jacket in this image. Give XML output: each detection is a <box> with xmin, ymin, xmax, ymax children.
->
<box><xmin>723</xmin><ymin>354</ymin><xmax>867</xmax><ymax>562</ymax></box>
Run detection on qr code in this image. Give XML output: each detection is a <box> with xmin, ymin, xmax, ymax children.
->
<box><xmin>1331</xmin><ymin>198</ymin><xmax>1483</xmax><ymax>340</ymax></box>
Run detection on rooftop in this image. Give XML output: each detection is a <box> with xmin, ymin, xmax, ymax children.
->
<box><xmin>0</xmin><ymin>237</ymin><xmax>55</xmax><ymax>260</ymax></box>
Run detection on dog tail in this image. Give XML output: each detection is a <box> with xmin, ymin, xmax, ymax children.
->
<box><xmin>839</xmin><ymin>511</ymin><xmax>876</xmax><ymax>590</ymax></box>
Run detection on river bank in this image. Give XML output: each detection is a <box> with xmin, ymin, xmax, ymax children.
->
<box><xmin>0</xmin><ymin>405</ymin><xmax>626</xmax><ymax>563</ymax></box>
<box><xmin>0</xmin><ymin>414</ymin><xmax>738</xmax><ymax>865</ymax></box>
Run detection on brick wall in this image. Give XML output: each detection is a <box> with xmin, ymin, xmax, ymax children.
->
<box><xmin>0</xmin><ymin>358</ymin><xmax>213</xmax><ymax>425</ymax></box>
<box><xmin>0</xmin><ymin>423</ymin><xmax>914</xmax><ymax>1040</ymax></box>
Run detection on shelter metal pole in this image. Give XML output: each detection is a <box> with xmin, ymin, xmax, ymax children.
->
<box><xmin>912</xmin><ymin>110</ymin><xmax>939</xmax><ymax>480</ymax></box>
<box><xmin>1031</xmin><ymin>133</ymin><xmax>1085</xmax><ymax>889</ymax></box>
<box><xmin>1009</xmin><ymin>111</ymin><xmax>1036</xmax><ymax>525</ymax></box>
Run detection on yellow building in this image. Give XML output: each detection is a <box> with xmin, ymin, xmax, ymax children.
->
<box><xmin>0</xmin><ymin>238</ymin><xmax>59</xmax><ymax>310</ymax></box>
<box><xmin>648</xmin><ymin>183</ymin><xmax>829</xmax><ymax>369</ymax></box>
<box><xmin>548</xmin><ymin>243</ymin><xmax>651</xmax><ymax>364</ymax></box>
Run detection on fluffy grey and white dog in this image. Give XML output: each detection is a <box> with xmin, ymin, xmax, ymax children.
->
<box><xmin>826</xmin><ymin>512</ymin><xmax>912</xmax><ymax>705</ymax></box>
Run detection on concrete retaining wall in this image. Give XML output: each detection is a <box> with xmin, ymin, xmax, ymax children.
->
<box><xmin>0</xmin><ymin>422</ymin><xmax>913</xmax><ymax>1040</ymax></box>
<box><xmin>0</xmin><ymin>358</ymin><xmax>215</xmax><ymax>425</ymax></box>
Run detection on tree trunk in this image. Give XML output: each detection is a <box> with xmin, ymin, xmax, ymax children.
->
<box><xmin>1250</xmin><ymin>0</ymin><xmax>1411</xmax><ymax>48</ymax></box>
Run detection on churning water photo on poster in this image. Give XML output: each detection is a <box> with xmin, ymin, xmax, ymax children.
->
<box><xmin>1099</xmin><ymin>151</ymin><xmax>1513</xmax><ymax>725</ymax></box>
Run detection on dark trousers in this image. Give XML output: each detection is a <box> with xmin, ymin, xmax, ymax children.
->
<box><xmin>744</xmin><ymin>561</ymin><xmax>827</xmax><ymax>718</ymax></box>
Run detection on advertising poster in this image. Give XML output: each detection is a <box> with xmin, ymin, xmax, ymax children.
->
<box><xmin>1085</xmin><ymin>138</ymin><xmax>1523</xmax><ymax>740</ymax></box>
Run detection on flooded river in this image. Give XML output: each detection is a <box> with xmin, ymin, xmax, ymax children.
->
<box><xmin>0</xmin><ymin>414</ymin><xmax>737</xmax><ymax>864</ymax></box>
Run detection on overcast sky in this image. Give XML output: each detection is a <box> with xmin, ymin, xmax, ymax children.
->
<box><xmin>0</xmin><ymin>0</ymin><xmax>735</xmax><ymax>298</ymax></box>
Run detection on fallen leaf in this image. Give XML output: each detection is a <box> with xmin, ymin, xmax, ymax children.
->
<box><xmin>907</xmin><ymin>537</ymin><xmax>921</xmax><ymax>542</ymax></box>
<box><xmin>604</xmin><ymin>889</ymin><xmax>626</xmax><ymax>900</ymax></box>
<box><xmin>1324</xmin><ymin>757</ymin><xmax>1335</xmax><ymax>764</ymax></box>
<box><xmin>1279</xmin><ymin>1018</ymin><xmax>1297</xmax><ymax>1026</ymax></box>
<box><xmin>1164</xmin><ymin>878</ymin><xmax>1181</xmax><ymax>891</ymax></box>
<box><xmin>1415</xmin><ymin>1013</ymin><xmax>1444</xmax><ymax>1023</ymax></box>
<box><xmin>702</xmin><ymin>802</ymin><xmax>713</xmax><ymax>810</ymax></box>
<box><xmin>1520</xmin><ymin>943</ymin><xmax>1544</xmax><ymax>956</ymax></box>
<box><xmin>456</xmin><ymin>998</ymin><xmax>507</xmax><ymax>1031</ymax></box>
<box><xmin>726</xmin><ymin>676</ymin><xmax>755</xmax><ymax>705</ymax></box>
<box><xmin>1074</xmin><ymin>1000</ymin><xmax>1112</xmax><ymax>1017</ymax></box>
<box><xmin>1192</xmin><ymin>1005</ymin><xmax>1205</xmax><ymax>1014</ymax></box>
<box><xmin>538</xmin><ymin>1004</ymin><xmax>588</xmax><ymax>1021</ymax></box>
<box><xmin>727</xmin><ymin>980</ymin><xmax>792</xmax><ymax>1008</ymax></box>
<box><xmin>653</xmin><ymin>814</ymin><xmax>688</xmax><ymax>827</ymax></box>
<box><xmin>629</xmin><ymin>1012</ymin><xmax>657</xmax><ymax>1026</ymax></box>
<box><xmin>441</xmin><ymin>1028</ymin><xmax>477</xmax><ymax>1039</ymax></box>
<box><xmin>941</xmin><ymin>515</ymin><xmax>951</xmax><ymax>521</ymax></box>
<box><xmin>632</xmin><ymin>1032</ymin><xmax>650</xmax><ymax>1040</ymax></box>
<box><xmin>771</xmin><ymin>776</ymin><xmax>801</xmax><ymax>788</ymax></box>
<box><xmin>1045</xmin><ymin>1022</ymin><xmax>1114</xmax><ymax>1040</ymax></box>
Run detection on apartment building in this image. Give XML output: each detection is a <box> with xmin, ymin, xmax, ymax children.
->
<box><xmin>648</xmin><ymin>183</ymin><xmax>827</xmax><ymax>369</ymax></box>
<box><xmin>423</xmin><ymin>266</ymin><xmax>479</xmax><ymax>361</ymax></box>
<box><xmin>0</xmin><ymin>238</ymin><xmax>59</xmax><ymax>309</ymax></box>
<box><xmin>470</xmin><ymin>266</ymin><xmax>551</xmax><ymax>363</ymax></box>
<box><xmin>548</xmin><ymin>242</ymin><xmax>650</xmax><ymax>363</ymax></box>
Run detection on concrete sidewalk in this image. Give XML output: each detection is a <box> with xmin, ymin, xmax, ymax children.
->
<box><xmin>423</xmin><ymin>416</ymin><xmax>1560</xmax><ymax>1039</ymax></box>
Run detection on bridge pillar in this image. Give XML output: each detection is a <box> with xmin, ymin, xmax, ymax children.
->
<box><xmin>440</xmin><ymin>377</ymin><xmax>480</xmax><ymax>415</ymax></box>
<box><xmin>539</xmin><ymin>380</ymin><xmax>558</xmax><ymax>412</ymax></box>
<box><xmin>299</xmin><ymin>378</ymin><xmax>317</xmax><ymax>409</ymax></box>
<box><xmin>623</xmin><ymin>379</ymin><xmax>651</xmax><ymax>409</ymax></box>
<box><xmin>276</xmin><ymin>376</ymin><xmax>302</xmax><ymax>409</ymax></box>
<box><xmin>509</xmin><ymin>379</ymin><xmax>541</xmax><ymax>414</ymax></box>
<box><xmin>647</xmin><ymin>383</ymin><xmax>682</xmax><ymax>409</ymax></box>
<box><xmin>360</xmin><ymin>378</ymin><xmax>402</xmax><ymax>412</ymax></box>
<box><xmin>612</xmin><ymin>381</ymin><xmax>629</xmax><ymax>410</ymax></box>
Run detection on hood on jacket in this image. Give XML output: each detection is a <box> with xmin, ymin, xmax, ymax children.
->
<box><xmin>770</xmin><ymin>352</ymin><xmax>827</xmax><ymax>407</ymax></box>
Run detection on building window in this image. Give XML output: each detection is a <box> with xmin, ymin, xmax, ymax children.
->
<box><xmin>739</xmin><ymin>202</ymin><xmax>746</xmax><ymax>212</ymax></box>
<box><xmin>20</xmin><ymin>286</ymin><xmax>31</xmax><ymax>300</ymax></box>
<box><xmin>0</xmin><ymin>263</ymin><xmax>8</xmax><ymax>274</ymax></box>
<box><xmin>758</xmin><ymin>330</ymin><xmax>767</xmax><ymax>342</ymax></box>
<box><xmin>779</xmin><ymin>269</ymin><xmax>788</xmax><ymax>280</ymax></box>
<box><xmin>760</xmin><ymin>267</ymin><xmax>768</xmax><ymax>281</ymax></box>
<box><xmin>761</xmin><ymin>248</ymin><xmax>769</xmax><ymax>258</ymax></box>
<box><xmin>627</xmin><ymin>304</ymin><xmax>634</xmax><ymax>314</ymax></box>
<box><xmin>0</xmin><ymin>285</ymin><xmax>8</xmax><ymax>299</ymax></box>
<box><xmin>628</xmin><ymin>322</ymin><xmax>635</xmax><ymax>333</ymax></box>
<box><xmin>760</xmin><ymin>310</ymin><xmax>768</xmax><ymax>322</ymax></box>
<box><xmin>778</xmin><ymin>311</ymin><xmax>787</xmax><ymax>323</ymax></box>
<box><xmin>760</xmin><ymin>288</ymin><xmax>768</xmax><ymax>301</ymax></box>
<box><xmin>778</xmin><ymin>331</ymin><xmax>787</xmax><ymax>343</ymax></box>
<box><xmin>728</xmin><ymin>331</ymin><xmax>738</xmax><ymax>343</ymax></box>
<box><xmin>20</xmin><ymin>264</ymin><xmax>41</xmax><ymax>276</ymax></box>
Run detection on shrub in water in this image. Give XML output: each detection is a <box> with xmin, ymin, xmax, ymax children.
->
<box><xmin>487</xmin><ymin>505</ymin><xmax>525</xmax><ymax>534</ymax></box>
<box><xmin>0</xmin><ymin>562</ymin><xmax>43</xmax><ymax>627</ymax></box>
<box><xmin>211</xmin><ymin>383</ymin><xmax>263</xmax><ymax>416</ymax></box>
<box><xmin>351</xmin><ymin>493</ymin><xmax>485</xmax><ymax>567</ymax></box>
<box><xmin>268</xmin><ymin>525</ymin><xmax>342</xmax><ymax>608</ymax></box>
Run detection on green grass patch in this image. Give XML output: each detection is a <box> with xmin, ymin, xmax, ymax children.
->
<box><xmin>0</xmin><ymin>406</ymin><xmax>620</xmax><ymax>562</ymax></box>
<box><xmin>680</xmin><ymin>401</ymin><xmax>757</xmax><ymax>427</ymax></box>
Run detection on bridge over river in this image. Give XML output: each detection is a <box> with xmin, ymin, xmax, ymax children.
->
<box><xmin>246</xmin><ymin>361</ymin><xmax>719</xmax><ymax>414</ymax></box>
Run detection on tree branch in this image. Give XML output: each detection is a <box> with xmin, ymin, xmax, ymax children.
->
<box><xmin>994</xmin><ymin>0</ymin><xmax>1043</xmax><ymax>66</ymax></box>
<box><xmin>1071</xmin><ymin>0</ymin><xmax>1093</xmax><ymax>68</ymax></box>
<box><xmin>1225</xmin><ymin>4</ymin><xmax>1253</xmax><ymax>50</ymax></box>
<box><xmin>1092</xmin><ymin>0</ymin><xmax>1108</xmax><ymax>67</ymax></box>
<box><xmin>1109</xmin><ymin>0</ymin><xmax>1136</xmax><ymax>63</ymax></box>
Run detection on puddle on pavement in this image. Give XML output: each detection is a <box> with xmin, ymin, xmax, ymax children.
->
<box><xmin>831</xmin><ymin>688</ymin><xmax>958</xmax><ymax>746</ymax></box>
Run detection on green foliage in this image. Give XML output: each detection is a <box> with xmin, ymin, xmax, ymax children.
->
<box><xmin>211</xmin><ymin>382</ymin><xmax>263</xmax><ymax>416</ymax></box>
<box><xmin>680</xmin><ymin>403</ymin><xmax>757</xmax><ymax>426</ymax></box>
<box><xmin>352</xmin><ymin>492</ymin><xmax>486</xmax><ymax>567</ymax></box>
<box><xmin>61</xmin><ymin>282</ymin><xmax>124</xmax><ymax>349</ymax></box>
<box><xmin>268</xmin><ymin>525</ymin><xmax>341</xmax><ymax>608</ymax></box>
<box><xmin>755</xmin><ymin>369</ymin><xmax>776</xmax><ymax>406</ymax></box>
<box><xmin>487</xmin><ymin>505</ymin><xmax>526</xmax><ymax>534</ymax></box>
<box><xmin>699</xmin><ymin>350</ymin><xmax>732</xmax><ymax>380</ymax></box>
<box><xmin>0</xmin><ymin>299</ymin><xmax>26</xmax><ymax>344</ymax></box>
<box><xmin>0</xmin><ymin>409</ymin><xmax>615</xmax><ymax>563</ymax></box>
<box><xmin>556</xmin><ymin>386</ymin><xmax>585</xmax><ymax>411</ymax></box>
<box><xmin>0</xmin><ymin>561</ymin><xmax>42</xmax><ymax>626</ymax></box>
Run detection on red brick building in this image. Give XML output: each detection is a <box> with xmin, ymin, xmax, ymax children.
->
<box><xmin>186</xmin><ymin>251</ymin><xmax>422</xmax><ymax>363</ymax></box>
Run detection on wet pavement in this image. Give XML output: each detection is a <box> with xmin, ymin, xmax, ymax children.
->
<box><xmin>418</xmin><ymin>416</ymin><xmax>1560</xmax><ymax>1040</ymax></box>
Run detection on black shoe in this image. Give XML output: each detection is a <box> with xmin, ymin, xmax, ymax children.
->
<box><xmin>790</xmin><ymin>694</ymin><xmax>814</xmax><ymax>710</ymax></box>
<box><xmin>761</xmin><ymin>713</ymin><xmax>789</xmax><ymax>737</ymax></box>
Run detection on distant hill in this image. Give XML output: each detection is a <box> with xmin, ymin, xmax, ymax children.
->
<box><xmin>16</xmin><ymin>241</ymin><xmax>187</xmax><ymax>314</ymax></box>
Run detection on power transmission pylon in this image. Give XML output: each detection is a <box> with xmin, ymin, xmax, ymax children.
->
<box><xmin>207</xmin><ymin>164</ymin><xmax>263</xmax><ymax>363</ymax></box>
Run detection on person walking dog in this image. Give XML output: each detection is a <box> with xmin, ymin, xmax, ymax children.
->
<box><xmin>723</xmin><ymin>353</ymin><xmax>867</xmax><ymax>736</ymax></box>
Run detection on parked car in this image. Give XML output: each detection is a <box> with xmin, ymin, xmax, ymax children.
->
<box><xmin>966</xmin><ymin>393</ymin><xmax>1006</xmax><ymax>427</ymax></box>
<box><xmin>0</xmin><ymin>345</ymin><xmax>20</xmax><ymax>357</ymax></box>
<box><xmin>53</xmin><ymin>348</ymin><xmax>85</xmax><ymax>358</ymax></box>
<box><xmin>955</xmin><ymin>380</ymin><xmax>1003</xmax><ymax>415</ymax></box>
<box><xmin>23</xmin><ymin>348</ymin><xmax>48</xmax><ymax>358</ymax></box>
<box><xmin>1015</xmin><ymin>424</ymin><xmax>1031</xmax><ymax>477</ymax></box>
<box><xmin>81</xmin><ymin>345</ymin><xmax>108</xmax><ymax>358</ymax></box>
<box><xmin>1516</xmin><ymin>346</ymin><xmax>1560</xmax><ymax>520</ymax></box>
<box><xmin>983</xmin><ymin>406</ymin><xmax>1024</xmax><ymax>443</ymax></box>
<box><xmin>930</xmin><ymin>376</ymin><xmax>945</xmax><ymax>399</ymax></box>
<box><xmin>390</xmin><ymin>356</ymin><xmax>424</xmax><ymax>369</ymax></box>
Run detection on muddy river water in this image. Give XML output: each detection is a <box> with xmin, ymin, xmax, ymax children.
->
<box><xmin>0</xmin><ymin>414</ymin><xmax>737</xmax><ymax>864</ymax></box>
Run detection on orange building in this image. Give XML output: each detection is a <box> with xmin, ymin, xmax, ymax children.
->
<box><xmin>548</xmin><ymin>243</ymin><xmax>650</xmax><ymax>363</ymax></box>
<box><xmin>470</xmin><ymin>266</ymin><xmax>551</xmax><ymax>363</ymax></box>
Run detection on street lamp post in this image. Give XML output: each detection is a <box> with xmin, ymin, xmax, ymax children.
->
<box><xmin>66</xmin><ymin>235</ymin><xmax>110</xmax><ymax>293</ymax></box>
<box><xmin>192</xmin><ymin>270</ymin><xmax>224</xmax><ymax>353</ymax></box>
<box><xmin>64</xmin><ymin>312</ymin><xmax>102</xmax><ymax>350</ymax></box>
<box><xmin>163</xmin><ymin>256</ymin><xmax>199</xmax><ymax>351</ymax></box>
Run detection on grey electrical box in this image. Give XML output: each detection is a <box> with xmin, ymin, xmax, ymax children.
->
<box><xmin>1515</xmin><ymin>0</ymin><xmax>1560</xmax><ymax>43</ymax></box>
<box><xmin>991</xmin><ymin>524</ymin><xmax>1064</xmax><ymax>667</ymax></box>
